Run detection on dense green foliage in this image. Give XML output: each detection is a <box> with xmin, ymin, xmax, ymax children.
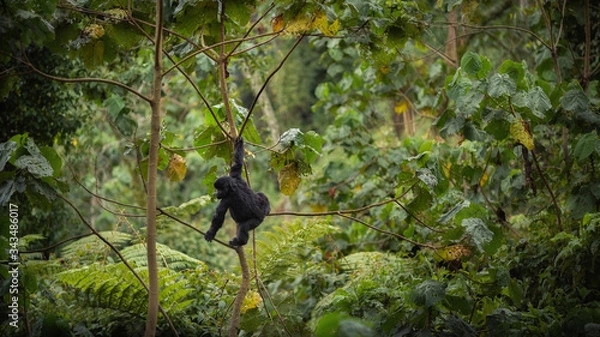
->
<box><xmin>1</xmin><ymin>0</ymin><xmax>599</xmax><ymax>336</ymax></box>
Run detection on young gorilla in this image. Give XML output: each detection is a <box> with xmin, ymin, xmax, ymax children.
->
<box><xmin>204</xmin><ymin>137</ymin><xmax>270</xmax><ymax>246</ymax></box>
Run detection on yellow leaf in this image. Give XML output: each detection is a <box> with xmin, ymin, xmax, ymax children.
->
<box><xmin>241</xmin><ymin>291</ymin><xmax>262</xmax><ymax>314</ymax></box>
<box><xmin>510</xmin><ymin>120</ymin><xmax>534</xmax><ymax>150</ymax></box>
<box><xmin>480</xmin><ymin>171</ymin><xmax>489</xmax><ymax>186</ymax></box>
<box><xmin>166</xmin><ymin>154</ymin><xmax>187</xmax><ymax>182</ymax></box>
<box><xmin>313</xmin><ymin>12</ymin><xmax>340</xmax><ymax>37</ymax></box>
<box><xmin>278</xmin><ymin>163</ymin><xmax>301</xmax><ymax>196</ymax></box>
<box><xmin>271</xmin><ymin>15</ymin><xmax>283</xmax><ymax>32</ymax></box>
<box><xmin>283</xmin><ymin>15</ymin><xmax>312</xmax><ymax>35</ymax></box>
<box><xmin>394</xmin><ymin>100</ymin><xmax>408</xmax><ymax>115</ymax></box>
<box><xmin>84</xmin><ymin>24</ymin><xmax>105</xmax><ymax>39</ymax></box>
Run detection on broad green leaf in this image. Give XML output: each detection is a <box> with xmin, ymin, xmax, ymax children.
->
<box><xmin>498</xmin><ymin>59</ymin><xmax>525</xmax><ymax>85</ymax></box>
<box><xmin>106</xmin><ymin>22</ymin><xmax>143</xmax><ymax>49</ymax></box>
<box><xmin>502</xmin><ymin>279</ymin><xmax>523</xmax><ymax>307</ymax></box>
<box><xmin>445</xmin><ymin>316</ymin><xmax>477</xmax><ymax>337</ymax></box>
<box><xmin>39</xmin><ymin>146</ymin><xmax>62</xmax><ymax>177</ymax></box>
<box><xmin>407</xmin><ymin>187</ymin><xmax>433</xmax><ymax>213</ymax></box>
<box><xmin>315</xmin><ymin>312</ymin><xmax>374</xmax><ymax>337</ymax></box>
<box><xmin>573</xmin><ymin>131</ymin><xmax>599</xmax><ymax>162</ymax></box>
<box><xmin>280</xmin><ymin>128</ymin><xmax>303</xmax><ymax>148</ymax></box>
<box><xmin>526</xmin><ymin>86</ymin><xmax>552</xmax><ymax>118</ymax></box>
<box><xmin>438</xmin><ymin>200</ymin><xmax>470</xmax><ymax>224</ymax></box>
<box><xmin>561</xmin><ymin>84</ymin><xmax>590</xmax><ymax>114</ymax></box>
<box><xmin>103</xmin><ymin>95</ymin><xmax>125</xmax><ymax>116</ymax></box>
<box><xmin>0</xmin><ymin>177</ymin><xmax>26</xmax><ymax>206</ymax></box>
<box><xmin>477</xmin><ymin>55</ymin><xmax>493</xmax><ymax>79</ymax></box>
<box><xmin>15</xmin><ymin>155</ymin><xmax>53</xmax><ymax>178</ymax></box>
<box><xmin>411</xmin><ymin>280</ymin><xmax>446</xmax><ymax>307</ymax></box>
<box><xmin>303</xmin><ymin>131</ymin><xmax>323</xmax><ymax>164</ymax></box>
<box><xmin>460</xmin><ymin>51</ymin><xmax>482</xmax><ymax>77</ymax></box>
<box><xmin>488</xmin><ymin>73</ymin><xmax>516</xmax><ymax>98</ymax></box>
<box><xmin>461</xmin><ymin>218</ymin><xmax>493</xmax><ymax>253</ymax></box>
<box><xmin>485</xmin><ymin>119</ymin><xmax>510</xmax><ymax>140</ymax></box>
<box><xmin>81</xmin><ymin>40</ymin><xmax>104</xmax><ymax>69</ymax></box>
<box><xmin>114</xmin><ymin>110</ymin><xmax>137</xmax><ymax>136</ymax></box>
<box><xmin>0</xmin><ymin>141</ymin><xmax>17</xmax><ymax>171</ymax></box>
<box><xmin>447</xmin><ymin>77</ymin><xmax>471</xmax><ymax>100</ymax></box>
<box><xmin>454</xmin><ymin>203</ymin><xmax>487</xmax><ymax>226</ymax></box>
<box><xmin>417</xmin><ymin>168</ymin><xmax>438</xmax><ymax>191</ymax></box>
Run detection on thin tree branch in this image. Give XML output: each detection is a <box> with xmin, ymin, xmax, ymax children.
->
<box><xmin>336</xmin><ymin>213</ymin><xmax>441</xmax><ymax>249</ymax></box>
<box><xmin>6</xmin><ymin>53</ymin><xmax>151</xmax><ymax>102</ymax></box>
<box><xmin>532</xmin><ymin>151</ymin><xmax>563</xmax><ymax>231</ymax></box>
<box><xmin>22</xmin><ymin>233</ymin><xmax>93</xmax><ymax>254</ymax></box>
<box><xmin>240</xmin><ymin>35</ymin><xmax>305</xmax><ymax>135</ymax></box>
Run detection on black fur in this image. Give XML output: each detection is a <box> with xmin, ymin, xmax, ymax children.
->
<box><xmin>204</xmin><ymin>137</ymin><xmax>270</xmax><ymax>246</ymax></box>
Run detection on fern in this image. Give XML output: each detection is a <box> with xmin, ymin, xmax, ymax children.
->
<box><xmin>61</xmin><ymin>231</ymin><xmax>133</xmax><ymax>261</ymax></box>
<box><xmin>120</xmin><ymin>243</ymin><xmax>205</xmax><ymax>271</ymax></box>
<box><xmin>254</xmin><ymin>220</ymin><xmax>338</xmax><ymax>282</ymax></box>
<box><xmin>57</xmin><ymin>263</ymin><xmax>194</xmax><ymax>315</ymax></box>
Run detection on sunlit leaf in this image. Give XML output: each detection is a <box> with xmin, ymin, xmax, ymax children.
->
<box><xmin>166</xmin><ymin>154</ymin><xmax>187</xmax><ymax>182</ymax></box>
<box><xmin>510</xmin><ymin>120</ymin><xmax>534</xmax><ymax>150</ymax></box>
<box><xmin>278</xmin><ymin>163</ymin><xmax>301</xmax><ymax>196</ymax></box>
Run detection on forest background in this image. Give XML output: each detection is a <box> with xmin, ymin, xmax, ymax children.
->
<box><xmin>0</xmin><ymin>0</ymin><xmax>599</xmax><ymax>336</ymax></box>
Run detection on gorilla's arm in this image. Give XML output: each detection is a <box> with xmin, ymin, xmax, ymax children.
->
<box><xmin>229</xmin><ymin>137</ymin><xmax>244</xmax><ymax>180</ymax></box>
<box><xmin>204</xmin><ymin>199</ymin><xmax>230</xmax><ymax>242</ymax></box>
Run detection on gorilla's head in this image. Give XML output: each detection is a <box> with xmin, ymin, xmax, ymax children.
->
<box><xmin>214</xmin><ymin>176</ymin><xmax>234</xmax><ymax>199</ymax></box>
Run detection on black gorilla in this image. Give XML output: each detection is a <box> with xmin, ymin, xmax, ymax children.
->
<box><xmin>204</xmin><ymin>137</ymin><xmax>270</xmax><ymax>246</ymax></box>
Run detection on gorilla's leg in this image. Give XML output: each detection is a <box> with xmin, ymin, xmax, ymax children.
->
<box><xmin>229</xmin><ymin>218</ymin><xmax>261</xmax><ymax>246</ymax></box>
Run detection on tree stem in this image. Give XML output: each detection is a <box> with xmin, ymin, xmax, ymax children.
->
<box><xmin>144</xmin><ymin>0</ymin><xmax>163</xmax><ymax>335</ymax></box>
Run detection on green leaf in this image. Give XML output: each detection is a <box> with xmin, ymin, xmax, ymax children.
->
<box><xmin>103</xmin><ymin>95</ymin><xmax>126</xmax><ymax>116</ymax></box>
<box><xmin>0</xmin><ymin>141</ymin><xmax>17</xmax><ymax>171</ymax></box>
<box><xmin>478</xmin><ymin>55</ymin><xmax>493</xmax><ymax>79</ymax></box>
<box><xmin>411</xmin><ymin>280</ymin><xmax>446</xmax><ymax>307</ymax></box>
<box><xmin>485</xmin><ymin>119</ymin><xmax>510</xmax><ymax>140</ymax></box>
<box><xmin>438</xmin><ymin>200</ymin><xmax>470</xmax><ymax>224</ymax></box>
<box><xmin>461</xmin><ymin>218</ymin><xmax>493</xmax><ymax>253</ymax></box>
<box><xmin>526</xmin><ymin>86</ymin><xmax>552</xmax><ymax>119</ymax></box>
<box><xmin>15</xmin><ymin>155</ymin><xmax>53</xmax><ymax>178</ymax></box>
<box><xmin>417</xmin><ymin>168</ymin><xmax>438</xmax><ymax>191</ymax></box>
<box><xmin>39</xmin><ymin>146</ymin><xmax>62</xmax><ymax>177</ymax></box>
<box><xmin>303</xmin><ymin>131</ymin><xmax>323</xmax><ymax>164</ymax></box>
<box><xmin>280</xmin><ymin>128</ymin><xmax>303</xmax><ymax>148</ymax></box>
<box><xmin>315</xmin><ymin>312</ymin><xmax>374</xmax><ymax>337</ymax></box>
<box><xmin>498</xmin><ymin>59</ymin><xmax>526</xmax><ymax>87</ymax></box>
<box><xmin>488</xmin><ymin>73</ymin><xmax>516</xmax><ymax>98</ymax></box>
<box><xmin>561</xmin><ymin>84</ymin><xmax>590</xmax><ymax>114</ymax></box>
<box><xmin>81</xmin><ymin>40</ymin><xmax>104</xmax><ymax>69</ymax></box>
<box><xmin>114</xmin><ymin>111</ymin><xmax>137</xmax><ymax>137</ymax></box>
<box><xmin>573</xmin><ymin>131</ymin><xmax>599</xmax><ymax>163</ymax></box>
<box><xmin>502</xmin><ymin>279</ymin><xmax>523</xmax><ymax>307</ymax></box>
<box><xmin>106</xmin><ymin>22</ymin><xmax>143</xmax><ymax>49</ymax></box>
<box><xmin>461</xmin><ymin>51</ymin><xmax>482</xmax><ymax>77</ymax></box>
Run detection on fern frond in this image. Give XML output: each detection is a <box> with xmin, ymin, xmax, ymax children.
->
<box><xmin>60</xmin><ymin>231</ymin><xmax>132</xmax><ymax>261</ymax></box>
<box><xmin>253</xmin><ymin>220</ymin><xmax>338</xmax><ymax>282</ymax></box>
<box><xmin>57</xmin><ymin>263</ymin><xmax>195</xmax><ymax>316</ymax></box>
<box><xmin>120</xmin><ymin>243</ymin><xmax>205</xmax><ymax>271</ymax></box>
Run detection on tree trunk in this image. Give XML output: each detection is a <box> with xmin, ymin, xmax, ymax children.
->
<box><xmin>144</xmin><ymin>0</ymin><xmax>163</xmax><ymax>335</ymax></box>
